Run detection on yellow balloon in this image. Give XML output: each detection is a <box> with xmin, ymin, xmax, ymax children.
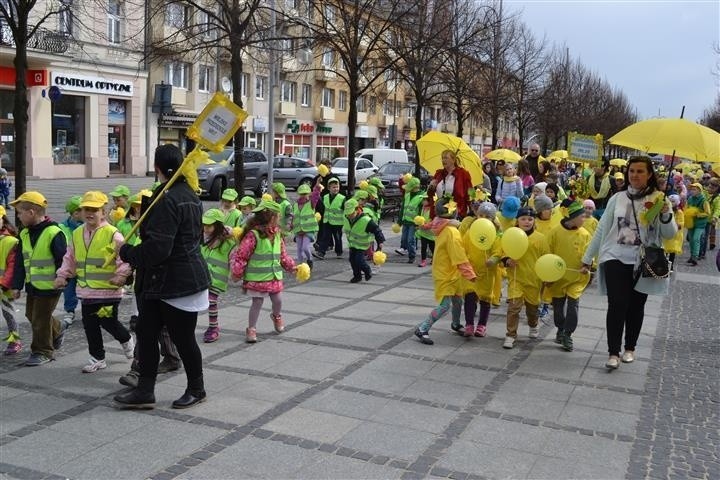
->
<box><xmin>296</xmin><ymin>263</ymin><xmax>311</xmax><ymax>283</ymax></box>
<box><xmin>501</xmin><ymin>227</ymin><xmax>529</xmax><ymax>260</ymax></box>
<box><xmin>261</xmin><ymin>193</ymin><xmax>273</xmax><ymax>202</ymax></box>
<box><xmin>110</xmin><ymin>207</ymin><xmax>125</xmax><ymax>224</ymax></box>
<box><xmin>317</xmin><ymin>164</ymin><xmax>329</xmax><ymax>177</ymax></box>
<box><xmin>391</xmin><ymin>223</ymin><xmax>401</xmax><ymax>234</ymax></box>
<box><xmin>314</xmin><ymin>212</ymin><xmax>322</xmax><ymax>222</ymax></box>
<box><xmin>535</xmin><ymin>254</ymin><xmax>567</xmax><ymax>282</ymax></box>
<box><xmin>359</xmin><ymin>180</ymin><xmax>369</xmax><ymax>190</ymax></box>
<box><xmin>231</xmin><ymin>226</ymin><xmax>244</xmax><ymax>239</ymax></box>
<box><xmin>468</xmin><ymin>218</ymin><xmax>496</xmax><ymax>251</ymax></box>
<box><xmin>402</xmin><ymin>173</ymin><xmax>412</xmax><ymax>183</ymax></box>
<box><xmin>373</xmin><ymin>251</ymin><xmax>387</xmax><ymax>265</ymax></box>
<box><xmin>414</xmin><ymin>215</ymin><xmax>426</xmax><ymax>226</ymax></box>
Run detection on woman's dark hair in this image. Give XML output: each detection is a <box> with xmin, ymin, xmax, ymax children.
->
<box><xmin>517</xmin><ymin>159</ymin><xmax>532</xmax><ymax>176</ymax></box>
<box><xmin>1</xmin><ymin>214</ymin><xmax>17</xmax><ymax>236</ymax></box>
<box><xmin>242</xmin><ymin>209</ymin><xmax>277</xmax><ymax>239</ymax></box>
<box><xmin>539</xmin><ymin>160</ymin><xmax>553</xmax><ymax>175</ymax></box>
<box><xmin>203</xmin><ymin>222</ymin><xmax>229</xmax><ymax>246</ymax></box>
<box><xmin>154</xmin><ymin>144</ymin><xmax>183</xmax><ymax>177</ymax></box>
<box><xmin>545</xmin><ymin>183</ymin><xmax>559</xmax><ymax>196</ymax></box>
<box><xmin>483</xmin><ymin>161</ymin><xmax>496</xmax><ymax>175</ymax></box>
<box><xmin>626</xmin><ymin>155</ymin><xmax>659</xmax><ymax>192</ymax></box>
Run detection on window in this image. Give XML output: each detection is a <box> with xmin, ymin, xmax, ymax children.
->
<box><xmin>165</xmin><ymin>62</ymin><xmax>190</xmax><ymax>89</ymax></box>
<box><xmin>241</xmin><ymin>72</ymin><xmax>250</xmax><ymax>97</ymax></box>
<box><xmin>301</xmin><ymin>84</ymin><xmax>311</xmax><ymax>106</ymax></box>
<box><xmin>285</xmin><ymin>0</ymin><xmax>299</xmax><ymax>10</ymax></box>
<box><xmin>58</xmin><ymin>2</ymin><xmax>73</xmax><ymax>35</ymax></box>
<box><xmin>107</xmin><ymin>0</ymin><xmax>121</xmax><ymax>44</ymax></box>
<box><xmin>198</xmin><ymin>65</ymin><xmax>215</xmax><ymax>92</ymax></box>
<box><xmin>52</xmin><ymin>95</ymin><xmax>86</xmax><ymax>165</ymax></box>
<box><xmin>356</xmin><ymin>95</ymin><xmax>366</xmax><ymax>112</ymax></box>
<box><xmin>369</xmin><ymin>96</ymin><xmax>376</xmax><ymax>115</ymax></box>
<box><xmin>407</xmin><ymin>103</ymin><xmax>416</xmax><ymax>118</ymax></box>
<box><xmin>165</xmin><ymin>3</ymin><xmax>190</xmax><ymax>29</ymax></box>
<box><xmin>383</xmin><ymin>99</ymin><xmax>393</xmax><ymax>116</ymax></box>
<box><xmin>324</xmin><ymin>4</ymin><xmax>335</xmax><ymax>23</ymax></box>
<box><xmin>280</xmin><ymin>81</ymin><xmax>297</xmax><ymax>103</ymax></box>
<box><xmin>255</xmin><ymin>75</ymin><xmax>267</xmax><ymax>99</ymax></box>
<box><xmin>338</xmin><ymin>91</ymin><xmax>347</xmax><ymax>111</ymax></box>
<box><xmin>196</xmin><ymin>10</ymin><xmax>215</xmax><ymax>39</ymax></box>
<box><xmin>322</xmin><ymin>48</ymin><xmax>334</xmax><ymax>67</ymax></box>
<box><xmin>321</xmin><ymin>88</ymin><xmax>334</xmax><ymax>108</ymax></box>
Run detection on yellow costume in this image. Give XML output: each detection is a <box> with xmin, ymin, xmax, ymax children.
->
<box><xmin>582</xmin><ymin>215</ymin><xmax>599</xmax><ymax>238</ymax></box>
<box><xmin>432</xmin><ymin>222</ymin><xmax>470</xmax><ymax>302</ymax></box>
<box><xmin>663</xmin><ymin>208</ymin><xmax>684</xmax><ymax>255</ymax></box>
<box><xmin>462</xmin><ymin>221</ymin><xmax>501</xmax><ymax>302</ymax></box>
<box><xmin>535</xmin><ymin>207</ymin><xmax>562</xmax><ymax>235</ymax></box>
<box><xmin>505</xmin><ymin>230</ymin><xmax>549</xmax><ymax>304</ymax></box>
<box><xmin>546</xmin><ymin>224</ymin><xmax>591</xmax><ymax>300</ymax></box>
<box><xmin>497</xmin><ymin>214</ymin><xmax>516</xmax><ymax>232</ymax></box>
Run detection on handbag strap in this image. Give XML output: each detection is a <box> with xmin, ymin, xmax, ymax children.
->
<box><xmin>629</xmin><ymin>196</ymin><xmax>646</xmax><ymax>246</ymax></box>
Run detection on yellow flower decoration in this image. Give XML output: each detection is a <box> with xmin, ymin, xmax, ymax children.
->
<box><xmin>446</xmin><ymin>199</ymin><xmax>458</xmax><ymax>215</ymax></box>
<box><xmin>296</xmin><ymin>263</ymin><xmax>311</xmax><ymax>282</ymax></box>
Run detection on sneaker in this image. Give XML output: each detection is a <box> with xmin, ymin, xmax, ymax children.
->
<box><xmin>62</xmin><ymin>311</ymin><xmax>75</xmax><ymax>326</ymax></box>
<box><xmin>605</xmin><ymin>356</ymin><xmax>620</xmax><ymax>369</ymax></box>
<box><xmin>474</xmin><ymin>325</ymin><xmax>487</xmax><ymax>337</ymax></box>
<box><xmin>312</xmin><ymin>251</ymin><xmax>325</xmax><ymax>260</ymax></box>
<box><xmin>25</xmin><ymin>352</ymin><xmax>51</xmax><ymax>366</ymax></box>
<box><xmin>364</xmin><ymin>271</ymin><xmax>372</xmax><ymax>282</ymax></box>
<box><xmin>407</xmin><ymin>258</ymin><xmax>415</xmax><ymax>264</ymax></box>
<box><xmin>350</xmin><ymin>276</ymin><xmax>362</xmax><ymax>283</ymax></box>
<box><xmin>128</xmin><ymin>315</ymin><xmax>139</xmax><ymax>332</ymax></box>
<box><xmin>561</xmin><ymin>334</ymin><xmax>573</xmax><ymax>352</ymax></box>
<box><xmin>450</xmin><ymin>323</ymin><xmax>464</xmax><ymax>335</ymax></box>
<box><xmin>246</xmin><ymin>327</ymin><xmax>257</xmax><ymax>343</ymax></box>
<box><xmin>686</xmin><ymin>257</ymin><xmax>698</xmax><ymax>266</ymax></box>
<box><xmin>53</xmin><ymin>321</ymin><xmax>68</xmax><ymax>350</ymax></box>
<box><xmin>203</xmin><ymin>326</ymin><xmax>220</xmax><ymax>343</ymax></box>
<box><xmin>82</xmin><ymin>356</ymin><xmax>107</xmax><ymax>373</ymax></box>
<box><xmin>418</xmin><ymin>259</ymin><xmax>427</xmax><ymax>267</ymax></box>
<box><xmin>119</xmin><ymin>370</ymin><xmax>139</xmax><ymax>388</ymax></box>
<box><xmin>307</xmin><ymin>259</ymin><xmax>314</xmax><ymax>271</ymax></box>
<box><xmin>621</xmin><ymin>350</ymin><xmax>635</xmax><ymax>363</ymax></box>
<box><xmin>4</xmin><ymin>341</ymin><xmax>22</xmax><ymax>355</ymax></box>
<box><xmin>464</xmin><ymin>325</ymin><xmax>474</xmax><ymax>337</ymax></box>
<box><xmin>502</xmin><ymin>336</ymin><xmax>515</xmax><ymax>349</ymax></box>
<box><xmin>554</xmin><ymin>330</ymin><xmax>564</xmax><ymax>344</ymax></box>
<box><xmin>157</xmin><ymin>359</ymin><xmax>180</xmax><ymax>374</ymax></box>
<box><xmin>529</xmin><ymin>326</ymin><xmax>540</xmax><ymax>339</ymax></box>
<box><xmin>395</xmin><ymin>248</ymin><xmax>407</xmax><ymax>256</ymax></box>
<box><xmin>272</xmin><ymin>314</ymin><xmax>285</xmax><ymax>333</ymax></box>
<box><xmin>414</xmin><ymin>327</ymin><xmax>434</xmax><ymax>345</ymax></box>
<box><xmin>537</xmin><ymin>304</ymin><xmax>549</xmax><ymax>318</ymax></box>
<box><xmin>121</xmin><ymin>336</ymin><xmax>135</xmax><ymax>359</ymax></box>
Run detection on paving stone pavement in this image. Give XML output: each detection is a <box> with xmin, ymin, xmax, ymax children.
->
<box><xmin>0</xmin><ymin>177</ymin><xmax>718</xmax><ymax>479</ymax></box>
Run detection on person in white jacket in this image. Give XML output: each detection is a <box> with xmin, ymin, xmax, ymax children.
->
<box><xmin>495</xmin><ymin>163</ymin><xmax>524</xmax><ymax>206</ymax></box>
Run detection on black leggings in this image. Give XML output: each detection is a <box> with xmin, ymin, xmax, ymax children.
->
<box><xmin>603</xmin><ymin>260</ymin><xmax>648</xmax><ymax>356</ymax></box>
<box><xmin>136</xmin><ymin>297</ymin><xmax>203</xmax><ymax>388</ymax></box>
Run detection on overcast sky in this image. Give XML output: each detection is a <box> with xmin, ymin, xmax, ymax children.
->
<box><xmin>506</xmin><ymin>1</ymin><xmax>720</xmax><ymax>122</ymax></box>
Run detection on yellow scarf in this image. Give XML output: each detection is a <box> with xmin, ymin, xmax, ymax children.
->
<box><xmin>588</xmin><ymin>173</ymin><xmax>611</xmax><ymax>199</ymax></box>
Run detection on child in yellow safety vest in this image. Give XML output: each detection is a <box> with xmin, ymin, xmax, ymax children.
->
<box><xmin>230</xmin><ymin>199</ymin><xmax>296</xmax><ymax>343</ymax></box>
<box><xmin>0</xmin><ymin>206</ymin><xmax>22</xmax><ymax>355</ymax></box>
<box><xmin>220</xmin><ymin>188</ymin><xmax>242</xmax><ymax>228</ymax></box>
<box><xmin>291</xmin><ymin>184</ymin><xmax>319</xmax><ymax>269</ymax></box>
<box><xmin>55</xmin><ymin>191</ymin><xmax>135</xmax><ymax>373</ymax></box>
<box><xmin>271</xmin><ymin>183</ymin><xmax>293</xmax><ymax>239</ymax></box>
<box><xmin>108</xmin><ymin>184</ymin><xmax>130</xmax><ymax>226</ymax></box>
<box><xmin>313</xmin><ymin>178</ymin><xmax>345</xmax><ymax>259</ymax></box>
<box><xmin>546</xmin><ymin>201</ymin><xmax>592</xmax><ymax>352</ymax></box>
<box><xmin>414</xmin><ymin>196</ymin><xmax>435</xmax><ymax>268</ymax></box>
<box><xmin>238</xmin><ymin>196</ymin><xmax>257</xmax><ymax>228</ymax></box>
<box><xmin>343</xmin><ymin>199</ymin><xmax>385</xmax><ymax>283</ymax></box>
<box><xmin>395</xmin><ymin>177</ymin><xmax>424</xmax><ymax>264</ymax></box>
<box><xmin>200</xmin><ymin>208</ymin><xmax>237</xmax><ymax>343</ymax></box>
<box><xmin>10</xmin><ymin>191</ymin><xmax>68</xmax><ymax>367</ymax></box>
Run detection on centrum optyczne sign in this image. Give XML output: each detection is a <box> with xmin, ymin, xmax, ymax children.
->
<box><xmin>50</xmin><ymin>72</ymin><xmax>134</xmax><ymax>97</ymax></box>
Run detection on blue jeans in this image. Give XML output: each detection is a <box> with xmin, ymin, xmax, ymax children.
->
<box><xmin>400</xmin><ymin>224</ymin><xmax>417</xmax><ymax>259</ymax></box>
<box><xmin>349</xmin><ymin>248</ymin><xmax>372</xmax><ymax>279</ymax></box>
<box><xmin>63</xmin><ymin>277</ymin><xmax>78</xmax><ymax>313</ymax></box>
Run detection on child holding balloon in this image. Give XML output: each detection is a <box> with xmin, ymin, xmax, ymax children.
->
<box><xmin>501</xmin><ymin>207</ymin><xmax>549</xmax><ymax>349</ymax></box>
<box><xmin>544</xmin><ymin>202</ymin><xmax>592</xmax><ymax>351</ymax></box>
<box><xmin>462</xmin><ymin>202</ymin><xmax>501</xmax><ymax>337</ymax></box>
<box><xmin>415</xmin><ymin>195</ymin><xmax>435</xmax><ymax>268</ymax></box>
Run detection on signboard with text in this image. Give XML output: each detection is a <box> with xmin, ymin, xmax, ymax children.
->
<box><xmin>568</xmin><ymin>132</ymin><xmax>603</xmax><ymax>164</ymax></box>
<box><xmin>186</xmin><ymin>92</ymin><xmax>248</xmax><ymax>152</ymax></box>
<box><xmin>51</xmin><ymin>72</ymin><xmax>133</xmax><ymax>97</ymax></box>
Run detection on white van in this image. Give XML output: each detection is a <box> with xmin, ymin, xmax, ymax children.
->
<box><xmin>355</xmin><ymin>148</ymin><xmax>409</xmax><ymax>168</ymax></box>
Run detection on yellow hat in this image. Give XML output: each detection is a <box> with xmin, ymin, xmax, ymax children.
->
<box><xmin>689</xmin><ymin>182</ymin><xmax>703</xmax><ymax>190</ymax></box>
<box><xmin>614</xmin><ymin>172</ymin><xmax>624</xmax><ymax>180</ymax></box>
<box><xmin>10</xmin><ymin>191</ymin><xmax>47</xmax><ymax>208</ymax></box>
<box><xmin>79</xmin><ymin>191</ymin><xmax>109</xmax><ymax>208</ymax></box>
<box><xmin>0</xmin><ymin>205</ymin><xmax>5</xmax><ymax>217</ymax></box>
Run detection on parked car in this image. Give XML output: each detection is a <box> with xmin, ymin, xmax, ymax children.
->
<box><xmin>376</xmin><ymin>161</ymin><xmax>431</xmax><ymax>202</ymax></box>
<box><xmin>272</xmin><ymin>156</ymin><xmax>317</xmax><ymax>190</ymax></box>
<box><xmin>355</xmin><ymin>148</ymin><xmax>409</xmax><ymax>168</ymax></box>
<box><xmin>330</xmin><ymin>157</ymin><xmax>378</xmax><ymax>187</ymax></box>
<box><xmin>197</xmin><ymin>147</ymin><xmax>269</xmax><ymax>199</ymax></box>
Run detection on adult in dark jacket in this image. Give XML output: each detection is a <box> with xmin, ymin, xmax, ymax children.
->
<box><xmin>114</xmin><ymin>145</ymin><xmax>211</xmax><ymax>410</ymax></box>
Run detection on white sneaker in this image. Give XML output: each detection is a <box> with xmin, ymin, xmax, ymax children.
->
<box><xmin>529</xmin><ymin>326</ymin><xmax>540</xmax><ymax>338</ymax></box>
<box><xmin>395</xmin><ymin>248</ymin><xmax>407</xmax><ymax>256</ymax></box>
<box><xmin>502</xmin><ymin>336</ymin><xmax>515</xmax><ymax>349</ymax></box>
<box><xmin>82</xmin><ymin>356</ymin><xmax>107</xmax><ymax>373</ymax></box>
<box><xmin>62</xmin><ymin>311</ymin><xmax>75</xmax><ymax>326</ymax></box>
<box><xmin>121</xmin><ymin>336</ymin><xmax>135</xmax><ymax>359</ymax></box>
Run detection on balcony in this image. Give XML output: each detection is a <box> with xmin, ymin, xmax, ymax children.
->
<box><xmin>356</xmin><ymin>111</ymin><xmax>368</xmax><ymax>124</ymax></box>
<box><xmin>315</xmin><ymin>66</ymin><xmax>336</xmax><ymax>81</ymax></box>
<box><xmin>1</xmin><ymin>25</ymin><xmax>69</xmax><ymax>54</ymax></box>
<box><xmin>279</xmin><ymin>101</ymin><xmax>296</xmax><ymax>116</ymax></box>
<box><xmin>320</xmin><ymin>106</ymin><xmax>335</xmax><ymax>121</ymax></box>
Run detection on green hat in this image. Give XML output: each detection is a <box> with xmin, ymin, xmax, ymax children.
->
<box><xmin>221</xmin><ymin>188</ymin><xmax>239</xmax><ymax>202</ymax></box>
<box><xmin>238</xmin><ymin>195</ymin><xmax>257</xmax><ymax>207</ymax></box>
<box><xmin>402</xmin><ymin>177</ymin><xmax>421</xmax><ymax>191</ymax></box>
<box><xmin>565</xmin><ymin>201</ymin><xmax>585</xmax><ymax>220</ymax></box>
<box><xmin>252</xmin><ymin>199</ymin><xmax>281</xmax><ymax>213</ymax></box>
<box><xmin>202</xmin><ymin>208</ymin><xmax>226</xmax><ymax>225</ymax></box>
<box><xmin>344</xmin><ymin>198</ymin><xmax>359</xmax><ymax>216</ymax></box>
<box><xmin>109</xmin><ymin>185</ymin><xmax>130</xmax><ymax>197</ymax></box>
<box><xmin>368</xmin><ymin>177</ymin><xmax>384</xmax><ymax>189</ymax></box>
<box><xmin>65</xmin><ymin>195</ymin><xmax>82</xmax><ymax>213</ymax></box>
<box><xmin>298</xmin><ymin>184</ymin><xmax>311</xmax><ymax>195</ymax></box>
<box><xmin>353</xmin><ymin>190</ymin><xmax>369</xmax><ymax>200</ymax></box>
<box><xmin>327</xmin><ymin>177</ymin><xmax>340</xmax><ymax>185</ymax></box>
<box><xmin>272</xmin><ymin>182</ymin><xmax>287</xmax><ymax>198</ymax></box>
<box><xmin>366</xmin><ymin>185</ymin><xmax>378</xmax><ymax>197</ymax></box>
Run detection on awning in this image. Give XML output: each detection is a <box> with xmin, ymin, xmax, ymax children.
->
<box><xmin>159</xmin><ymin>111</ymin><xmax>197</xmax><ymax>128</ymax></box>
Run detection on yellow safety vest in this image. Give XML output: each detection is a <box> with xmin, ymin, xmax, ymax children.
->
<box><xmin>201</xmin><ymin>239</ymin><xmax>235</xmax><ymax>292</ymax></box>
<box><xmin>323</xmin><ymin>194</ymin><xmax>346</xmax><ymax>226</ymax></box>
<box><xmin>402</xmin><ymin>192</ymin><xmax>424</xmax><ymax>223</ymax></box>
<box><xmin>343</xmin><ymin>214</ymin><xmax>373</xmax><ymax>250</ymax></box>
<box><xmin>72</xmin><ymin>225</ymin><xmax>118</xmax><ymax>290</ymax></box>
<box><xmin>20</xmin><ymin>225</ymin><xmax>63</xmax><ymax>290</ymax></box>
<box><xmin>244</xmin><ymin>231</ymin><xmax>283</xmax><ymax>281</ymax></box>
<box><xmin>292</xmin><ymin>202</ymin><xmax>319</xmax><ymax>234</ymax></box>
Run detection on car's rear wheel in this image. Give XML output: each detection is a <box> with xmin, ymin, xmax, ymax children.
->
<box><xmin>255</xmin><ymin>176</ymin><xmax>269</xmax><ymax>196</ymax></box>
<box><xmin>209</xmin><ymin>177</ymin><xmax>224</xmax><ymax>200</ymax></box>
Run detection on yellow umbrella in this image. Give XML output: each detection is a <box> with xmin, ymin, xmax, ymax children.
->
<box><xmin>609</xmin><ymin>118</ymin><xmax>720</xmax><ymax>163</ymax></box>
<box><xmin>548</xmin><ymin>150</ymin><xmax>568</xmax><ymax>160</ymax></box>
<box><xmin>416</xmin><ymin>131</ymin><xmax>484</xmax><ymax>185</ymax></box>
<box><xmin>484</xmin><ymin>148</ymin><xmax>521</xmax><ymax>163</ymax></box>
<box><xmin>713</xmin><ymin>164</ymin><xmax>720</xmax><ymax>177</ymax></box>
<box><xmin>609</xmin><ymin>158</ymin><xmax>627</xmax><ymax>167</ymax></box>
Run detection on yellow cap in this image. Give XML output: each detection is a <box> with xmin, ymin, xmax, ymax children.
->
<box><xmin>79</xmin><ymin>191</ymin><xmax>109</xmax><ymax>208</ymax></box>
<box><xmin>10</xmin><ymin>191</ymin><xmax>47</xmax><ymax>208</ymax></box>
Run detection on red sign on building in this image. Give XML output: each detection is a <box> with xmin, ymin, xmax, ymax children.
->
<box><xmin>0</xmin><ymin>67</ymin><xmax>48</xmax><ymax>87</ymax></box>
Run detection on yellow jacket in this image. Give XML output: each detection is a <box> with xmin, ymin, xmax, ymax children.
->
<box><xmin>431</xmin><ymin>220</ymin><xmax>474</xmax><ymax>301</ymax></box>
<box><xmin>461</xmin><ymin>221</ymin><xmax>501</xmax><ymax>302</ymax></box>
<box><xmin>546</xmin><ymin>224</ymin><xmax>591</xmax><ymax>299</ymax></box>
<box><xmin>504</xmin><ymin>229</ymin><xmax>549</xmax><ymax>304</ymax></box>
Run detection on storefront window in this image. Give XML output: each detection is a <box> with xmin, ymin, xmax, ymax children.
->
<box><xmin>0</xmin><ymin>90</ymin><xmax>15</xmax><ymax>170</ymax></box>
<box><xmin>52</xmin><ymin>94</ymin><xmax>86</xmax><ymax>164</ymax></box>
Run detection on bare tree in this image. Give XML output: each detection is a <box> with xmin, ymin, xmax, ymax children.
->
<box><xmin>0</xmin><ymin>0</ymin><xmax>67</xmax><ymax>197</ymax></box>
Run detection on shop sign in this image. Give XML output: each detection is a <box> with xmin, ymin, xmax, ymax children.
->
<box><xmin>51</xmin><ymin>72</ymin><xmax>133</xmax><ymax>97</ymax></box>
<box><xmin>253</xmin><ymin>117</ymin><xmax>267</xmax><ymax>132</ymax></box>
<box><xmin>0</xmin><ymin>67</ymin><xmax>47</xmax><ymax>87</ymax></box>
<box><xmin>287</xmin><ymin>120</ymin><xmax>314</xmax><ymax>133</ymax></box>
<box><xmin>316</xmin><ymin>124</ymin><xmax>332</xmax><ymax>134</ymax></box>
